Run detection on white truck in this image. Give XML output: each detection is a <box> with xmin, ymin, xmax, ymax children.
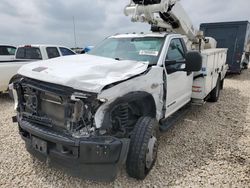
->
<box><xmin>11</xmin><ymin>0</ymin><xmax>227</xmax><ymax>181</ymax></box>
<box><xmin>0</xmin><ymin>45</ymin><xmax>16</xmax><ymax>62</ymax></box>
<box><xmin>0</xmin><ymin>45</ymin><xmax>75</xmax><ymax>95</ymax></box>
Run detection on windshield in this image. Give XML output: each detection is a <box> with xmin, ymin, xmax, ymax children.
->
<box><xmin>89</xmin><ymin>37</ymin><xmax>165</xmax><ymax>65</ymax></box>
<box><xmin>16</xmin><ymin>47</ymin><xmax>42</xmax><ymax>60</ymax></box>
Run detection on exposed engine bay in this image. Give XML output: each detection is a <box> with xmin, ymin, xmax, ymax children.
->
<box><xmin>14</xmin><ymin>77</ymin><xmax>142</xmax><ymax>139</ymax></box>
<box><xmin>15</xmin><ymin>78</ymin><xmax>99</xmax><ymax>137</ymax></box>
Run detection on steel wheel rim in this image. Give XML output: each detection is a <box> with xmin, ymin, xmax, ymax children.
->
<box><xmin>146</xmin><ymin>135</ymin><xmax>157</xmax><ymax>169</ymax></box>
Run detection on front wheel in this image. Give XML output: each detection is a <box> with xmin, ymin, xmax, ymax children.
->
<box><xmin>126</xmin><ymin>117</ymin><xmax>159</xmax><ymax>180</ymax></box>
<box><xmin>208</xmin><ymin>77</ymin><xmax>221</xmax><ymax>102</ymax></box>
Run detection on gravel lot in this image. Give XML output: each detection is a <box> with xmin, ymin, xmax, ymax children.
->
<box><xmin>1</xmin><ymin>70</ymin><xmax>250</xmax><ymax>188</ymax></box>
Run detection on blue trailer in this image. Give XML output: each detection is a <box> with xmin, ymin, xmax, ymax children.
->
<box><xmin>200</xmin><ymin>21</ymin><xmax>250</xmax><ymax>73</ymax></box>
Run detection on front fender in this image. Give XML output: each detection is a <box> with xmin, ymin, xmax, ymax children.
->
<box><xmin>94</xmin><ymin>66</ymin><xmax>164</xmax><ymax>129</ymax></box>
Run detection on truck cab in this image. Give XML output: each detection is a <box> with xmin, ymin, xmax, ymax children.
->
<box><xmin>15</xmin><ymin>45</ymin><xmax>76</xmax><ymax>61</ymax></box>
<box><xmin>88</xmin><ymin>33</ymin><xmax>195</xmax><ymax>118</ymax></box>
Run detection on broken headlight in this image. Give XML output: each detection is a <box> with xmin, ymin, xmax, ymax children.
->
<box><xmin>68</xmin><ymin>93</ymin><xmax>104</xmax><ymax>138</ymax></box>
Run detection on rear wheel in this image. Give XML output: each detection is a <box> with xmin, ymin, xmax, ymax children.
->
<box><xmin>220</xmin><ymin>79</ymin><xmax>225</xmax><ymax>90</ymax></box>
<box><xmin>126</xmin><ymin>117</ymin><xmax>159</xmax><ymax>180</ymax></box>
<box><xmin>243</xmin><ymin>63</ymin><xmax>248</xmax><ymax>69</ymax></box>
<box><xmin>208</xmin><ymin>77</ymin><xmax>221</xmax><ymax>102</ymax></box>
<box><xmin>238</xmin><ymin>69</ymin><xmax>242</xmax><ymax>75</ymax></box>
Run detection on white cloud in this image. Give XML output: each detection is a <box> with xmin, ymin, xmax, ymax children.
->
<box><xmin>181</xmin><ymin>0</ymin><xmax>250</xmax><ymax>28</ymax></box>
<box><xmin>0</xmin><ymin>0</ymin><xmax>249</xmax><ymax>48</ymax></box>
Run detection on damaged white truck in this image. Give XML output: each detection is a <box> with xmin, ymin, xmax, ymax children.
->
<box><xmin>11</xmin><ymin>0</ymin><xmax>228</xmax><ymax>181</ymax></box>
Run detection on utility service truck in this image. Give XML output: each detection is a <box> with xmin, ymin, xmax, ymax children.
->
<box><xmin>0</xmin><ymin>45</ymin><xmax>75</xmax><ymax>95</ymax></box>
<box><xmin>11</xmin><ymin>0</ymin><xmax>227</xmax><ymax>181</ymax></box>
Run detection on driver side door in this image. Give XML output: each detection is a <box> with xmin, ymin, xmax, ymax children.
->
<box><xmin>164</xmin><ymin>38</ymin><xmax>193</xmax><ymax>117</ymax></box>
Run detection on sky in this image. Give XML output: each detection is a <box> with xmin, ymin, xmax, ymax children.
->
<box><xmin>0</xmin><ymin>0</ymin><xmax>249</xmax><ymax>48</ymax></box>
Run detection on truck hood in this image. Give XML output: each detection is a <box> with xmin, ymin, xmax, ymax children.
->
<box><xmin>18</xmin><ymin>54</ymin><xmax>149</xmax><ymax>93</ymax></box>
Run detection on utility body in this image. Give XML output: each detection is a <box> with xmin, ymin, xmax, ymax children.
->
<box><xmin>0</xmin><ymin>45</ymin><xmax>75</xmax><ymax>94</ymax></box>
<box><xmin>200</xmin><ymin>21</ymin><xmax>250</xmax><ymax>73</ymax></box>
<box><xmin>12</xmin><ymin>0</ymin><xmax>227</xmax><ymax>181</ymax></box>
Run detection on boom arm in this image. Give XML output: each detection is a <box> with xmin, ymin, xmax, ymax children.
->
<box><xmin>124</xmin><ymin>0</ymin><xmax>198</xmax><ymax>41</ymax></box>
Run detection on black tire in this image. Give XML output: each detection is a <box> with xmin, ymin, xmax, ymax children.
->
<box><xmin>126</xmin><ymin>117</ymin><xmax>159</xmax><ymax>180</ymax></box>
<box><xmin>243</xmin><ymin>63</ymin><xmax>248</xmax><ymax>69</ymax></box>
<box><xmin>8</xmin><ymin>89</ymin><xmax>14</xmax><ymax>99</ymax></box>
<box><xmin>220</xmin><ymin>79</ymin><xmax>225</xmax><ymax>90</ymax></box>
<box><xmin>208</xmin><ymin>77</ymin><xmax>221</xmax><ymax>102</ymax></box>
<box><xmin>238</xmin><ymin>68</ymin><xmax>242</xmax><ymax>75</ymax></box>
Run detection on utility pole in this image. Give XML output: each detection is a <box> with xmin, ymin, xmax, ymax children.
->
<box><xmin>73</xmin><ymin>16</ymin><xmax>77</xmax><ymax>48</ymax></box>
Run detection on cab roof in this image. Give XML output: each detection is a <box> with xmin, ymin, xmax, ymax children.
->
<box><xmin>109</xmin><ymin>32</ymin><xmax>183</xmax><ymax>39</ymax></box>
<box><xmin>110</xmin><ymin>32</ymin><xmax>168</xmax><ymax>39</ymax></box>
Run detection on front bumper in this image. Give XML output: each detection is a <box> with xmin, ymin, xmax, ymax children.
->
<box><xmin>18</xmin><ymin>120</ymin><xmax>130</xmax><ymax>181</ymax></box>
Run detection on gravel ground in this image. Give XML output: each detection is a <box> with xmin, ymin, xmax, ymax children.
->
<box><xmin>0</xmin><ymin>70</ymin><xmax>250</xmax><ymax>188</ymax></box>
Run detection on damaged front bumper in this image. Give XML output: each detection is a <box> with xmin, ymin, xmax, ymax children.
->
<box><xmin>18</xmin><ymin>120</ymin><xmax>130</xmax><ymax>181</ymax></box>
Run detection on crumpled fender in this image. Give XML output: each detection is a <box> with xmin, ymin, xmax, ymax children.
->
<box><xmin>94</xmin><ymin>66</ymin><xmax>164</xmax><ymax>129</ymax></box>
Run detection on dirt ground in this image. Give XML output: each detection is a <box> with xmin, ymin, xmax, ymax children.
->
<box><xmin>0</xmin><ymin>70</ymin><xmax>250</xmax><ymax>188</ymax></box>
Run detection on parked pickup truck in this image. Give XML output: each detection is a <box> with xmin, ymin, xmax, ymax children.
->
<box><xmin>0</xmin><ymin>45</ymin><xmax>16</xmax><ymax>62</ymax></box>
<box><xmin>12</xmin><ymin>33</ymin><xmax>227</xmax><ymax>181</ymax></box>
<box><xmin>0</xmin><ymin>45</ymin><xmax>75</xmax><ymax>94</ymax></box>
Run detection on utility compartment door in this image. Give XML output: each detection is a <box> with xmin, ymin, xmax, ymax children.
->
<box><xmin>192</xmin><ymin>49</ymin><xmax>227</xmax><ymax>100</ymax></box>
<box><xmin>164</xmin><ymin>38</ymin><xmax>193</xmax><ymax>117</ymax></box>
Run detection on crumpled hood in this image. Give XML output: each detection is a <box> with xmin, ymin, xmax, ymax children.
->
<box><xmin>18</xmin><ymin>54</ymin><xmax>149</xmax><ymax>93</ymax></box>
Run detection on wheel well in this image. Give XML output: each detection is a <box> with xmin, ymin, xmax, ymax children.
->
<box><xmin>110</xmin><ymin>91</ymin><xmax>157</xmax><ymax>118</ymax></box>
<box><xmin>9</xmin><ymin>74</ymin><xmax>22</xmax><ymax>85</ymax></box>
<box><xmin>101</xmin><ymin>92</ymin><xmax>157</xmax><ymax>136</ymax></box>
<box><xmin>132</xmin><ymin>94</ymin><xmax>156</xmax><ymax>117</ymax></box>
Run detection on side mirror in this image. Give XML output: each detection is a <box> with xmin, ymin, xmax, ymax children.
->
<box><xmin>185</xmin><ymin>51</ymin><xmax>202</xmax><ymax>72</ymax></box>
